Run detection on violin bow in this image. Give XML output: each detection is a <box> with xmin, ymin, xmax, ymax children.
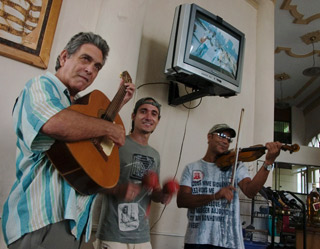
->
<box><xmin>230</xmin><ymin>108</ymin><xmax>245</xmax><ymax>187</ymax></box>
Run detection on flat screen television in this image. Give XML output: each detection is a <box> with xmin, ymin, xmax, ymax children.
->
<box><xmin>164</xmin><ymin>3</ymin><xmax>245</xmax><ymax>105</ymax></box>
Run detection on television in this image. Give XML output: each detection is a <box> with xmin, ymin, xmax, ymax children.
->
<box><xmin>164</xmin><ymin>3</ymin><xmax>245</xmax><ymax>105</ymax></box>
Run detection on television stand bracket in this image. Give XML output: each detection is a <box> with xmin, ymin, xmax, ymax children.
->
<box><xmin>168</xmin><ymin>81</ymin><xmax>215</xmax><ymax>106</ymax></box>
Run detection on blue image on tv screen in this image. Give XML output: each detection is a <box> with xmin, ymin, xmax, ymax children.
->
<box><xmin>190</xmin><ymin>16</ymin><xmax>240</xmax><ymax>79</ymax></box>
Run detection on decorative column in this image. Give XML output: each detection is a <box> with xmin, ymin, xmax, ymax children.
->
<box><xmin>254</xmin><ymin>0</ymin><xmax>275</xmax><ymax>186</ymax></box>
<box><xmin>254</xmin><ymin>0</ymin><xmax>275</xmax><ymax>144</ymax></box>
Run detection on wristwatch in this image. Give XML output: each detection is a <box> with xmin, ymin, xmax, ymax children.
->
<box><xmin>263</xmin><ymin>163</ymin><xmax>274</xmax><ymax>171</ymax></box>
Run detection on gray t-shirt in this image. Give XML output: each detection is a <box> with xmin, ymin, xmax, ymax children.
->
<box><xmin>96</xmin><ymin>135</ymin><xmax>160</xmax><ymax>243</ymax></box>
<box><xmin>180</xmin><ymin>159</ymin><xmax>249</xmax><ymax>249</ymax></box>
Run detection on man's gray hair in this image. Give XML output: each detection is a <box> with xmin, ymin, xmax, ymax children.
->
<box><xmin>55</xmin><ymin>32</ymin><xmax>109</xmax><ymax>71</ymax></box>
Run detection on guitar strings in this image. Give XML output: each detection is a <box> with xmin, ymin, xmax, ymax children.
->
<box><xmin>103</xmin><ymin>73</ymin><xmax>130</xmax><ymax>120</ymax></box>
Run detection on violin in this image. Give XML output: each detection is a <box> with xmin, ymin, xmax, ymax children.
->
<box><xmin>215</xmin><ymin>143</ymin><xmax>300</xmax><ymax>170</ymax></box>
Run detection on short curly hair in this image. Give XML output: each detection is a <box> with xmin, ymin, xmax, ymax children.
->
<box><xmin>55</xmin><ymin>32</ymin><xmax>109</xmax><ymax>71</ymax></box>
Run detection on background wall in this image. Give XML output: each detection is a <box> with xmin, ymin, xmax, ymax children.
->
<box><xmin>292</xmin><ymin>106</ymin><xmax>306</xmax><ymax>145</ymax></box>
<box><xmin>305</xmin><ymin>104</ymin><xmax>320</xmax><ymax>143</ymax></box>
<box><xmin>1</xmin><ymin>0</ymin><xmax>320</xmax><ymax>249</ymax></box>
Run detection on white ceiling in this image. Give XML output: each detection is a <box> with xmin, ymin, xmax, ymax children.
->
<box><xmin>274</xmin><ymin>0</ymin><xmax>320</xmax><ymax>114</ymax></box>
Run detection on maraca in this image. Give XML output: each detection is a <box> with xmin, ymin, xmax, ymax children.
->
<box><xmin>142</xmin><ymin>171</ymin><xmax>159</xmax><ymax>190</ymax></box>
<box><xmin>163</xmin><ymin>179</ymin><xmax>180</xmax><ymax>194</ymax></box>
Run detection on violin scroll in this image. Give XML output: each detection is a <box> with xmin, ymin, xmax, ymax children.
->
<box><xmin>281</xmin><ymin>144</ymin><xmax>300</xmax><ymax>154</ymax></box>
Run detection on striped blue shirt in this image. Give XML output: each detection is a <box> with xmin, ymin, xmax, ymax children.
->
<box><xmin>2</xmin><ymin>72</ymin><xmax>96</xmax><ymax>246</ymax></box>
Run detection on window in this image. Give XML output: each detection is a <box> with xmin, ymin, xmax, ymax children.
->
<box><xmin>274</xmin><ymin>107</ymin><xmax>291</xmax><ymax>144</ymax></box>
<box><xmin>308</xmin><ymin>133</ymin><xmax>320</xmax><ymax>148</ymax></box>
<box><xmin>274</xmin><ymin>120</ymin><xmax>291</xmax><ymax>144</ymax></box>
<box><xmin>272</xmin><ymin>161</ymin><xmax>320</xmax><ymax>194</ymax></box>
<box><xmin>296</xmin><ymin>168</ymin><xmax>307</xmax><ymax>193</ymax></box>
<box><xmin>274</xmin><ymin>121</ymin><xmax>290</xmax><ymax>133</ymax></box>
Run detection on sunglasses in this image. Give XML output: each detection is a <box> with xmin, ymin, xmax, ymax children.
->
<box><xmin>213</xmin><ymin>132</ymin><xmax>233</xmax><ymax>143</ymax></box>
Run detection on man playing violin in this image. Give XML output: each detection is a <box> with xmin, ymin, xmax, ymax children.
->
<box><xmin>177</xmin><ymin>123</ymin><xmax>282</xmax><ymax>249</ymax></box>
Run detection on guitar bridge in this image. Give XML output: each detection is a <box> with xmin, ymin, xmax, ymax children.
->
<box><xmin>92</xmin><ymin>137</ymin><xmax>114</xmax><ymax>157</ymax></box>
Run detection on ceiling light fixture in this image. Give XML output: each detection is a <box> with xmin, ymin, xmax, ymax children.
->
<box><xmin>275</xmin><ymin>74</ymin><xmax>290</xmax><ymax>109</ymax></box>
<box><xmin>302</xmin><ymin>36</ymin><xmax>320</xmax><ymax>76</ymax></box>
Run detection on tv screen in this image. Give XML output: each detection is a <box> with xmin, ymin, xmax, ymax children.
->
<box><xmin>188</xmin><ymin>13</ymin><xmax>241</xmax><ymax>81</ymax></box>
<box><xmin>165</xmin><ymin>3</ymin><xmax>245</xmax><ymax>105</ymax></box>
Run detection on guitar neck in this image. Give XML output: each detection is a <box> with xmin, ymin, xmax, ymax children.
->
<box><xmin>104</xmin><ymin>84</ymin><xmax>126</xmax><ymax>121</ymax></box>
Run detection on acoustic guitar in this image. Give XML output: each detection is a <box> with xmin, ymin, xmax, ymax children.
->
<box><xmin>46</xmin><ymin>71</ymin><xmax>132</xmax><ymax>195</ymax></box>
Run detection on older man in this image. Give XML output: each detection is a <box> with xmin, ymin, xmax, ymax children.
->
<box><xmin>2</xmin><ymin>32</ymin><xmax>135</xmax><ymax>249</ymax></box>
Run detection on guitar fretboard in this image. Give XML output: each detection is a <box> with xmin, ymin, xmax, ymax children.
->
<box><xmin>103</xmin><ymin>71</ymin><xmax>132</xmax><ymax>121</ymax></box>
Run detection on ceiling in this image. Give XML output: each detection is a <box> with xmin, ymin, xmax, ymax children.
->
<box><xmin>274</xmin><ymin>0</ymin><xmax>320</xmax><ymax>115</ymax></box>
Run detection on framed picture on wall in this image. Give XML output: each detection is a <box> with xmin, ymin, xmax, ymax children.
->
<box><xmin>0</xmin><ymin>0</ymin><xmax>62</xmax><ymax>69</ymax></box>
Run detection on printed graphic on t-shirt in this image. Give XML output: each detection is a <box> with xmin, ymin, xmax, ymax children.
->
<box><xmin>118</xmin><ymin>203</ymin><xmax>139</xmax><ymax>231</ymax></box>
<box><xmin>193</xmin><ymin>170</ymin><xmax>204</xmax><ymax>181</ymax></box>
<box><xmin>130</xmin><ymin>154</ymin><xmax>155</xmax><ymax>180</ymax></box>
<box><xmin>182</xmin><ymin>163</ymin><xmax>248</xmax><ymax>248</ymax></box>
<box><xmin>189</xmin><ymin>169</ymin><xmax>234</xmax><ymax>228</ymax></box>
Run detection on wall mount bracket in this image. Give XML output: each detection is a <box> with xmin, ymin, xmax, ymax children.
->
<box><xmin>168</xmin><ymin>81</ymin><xmax>216</xmax><ymax>106</ymax></box>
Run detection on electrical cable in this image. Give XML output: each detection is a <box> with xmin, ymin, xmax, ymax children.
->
<box><xmin>182</xmin><ymin>85</ymin><xmax>203</xmax><ymax>109</ymax></box>
<box><xmin>182</xmin><ymin>98</ymin><xmax>202</xmax><ymax>109</ymax></box>
<box><xmin>136</xmin><ymin>81</ymin><xmax>201</xmax><ymax>229</ymax></box>
<box><xmin>136</xmin><ymin>82</ymin><xmax>170</xmax><ymax>90</ymax></box>
<box><xmin>150</xmin><ymin>107</ymin><xmax>191</xmax><ymax>230</ymax></box>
